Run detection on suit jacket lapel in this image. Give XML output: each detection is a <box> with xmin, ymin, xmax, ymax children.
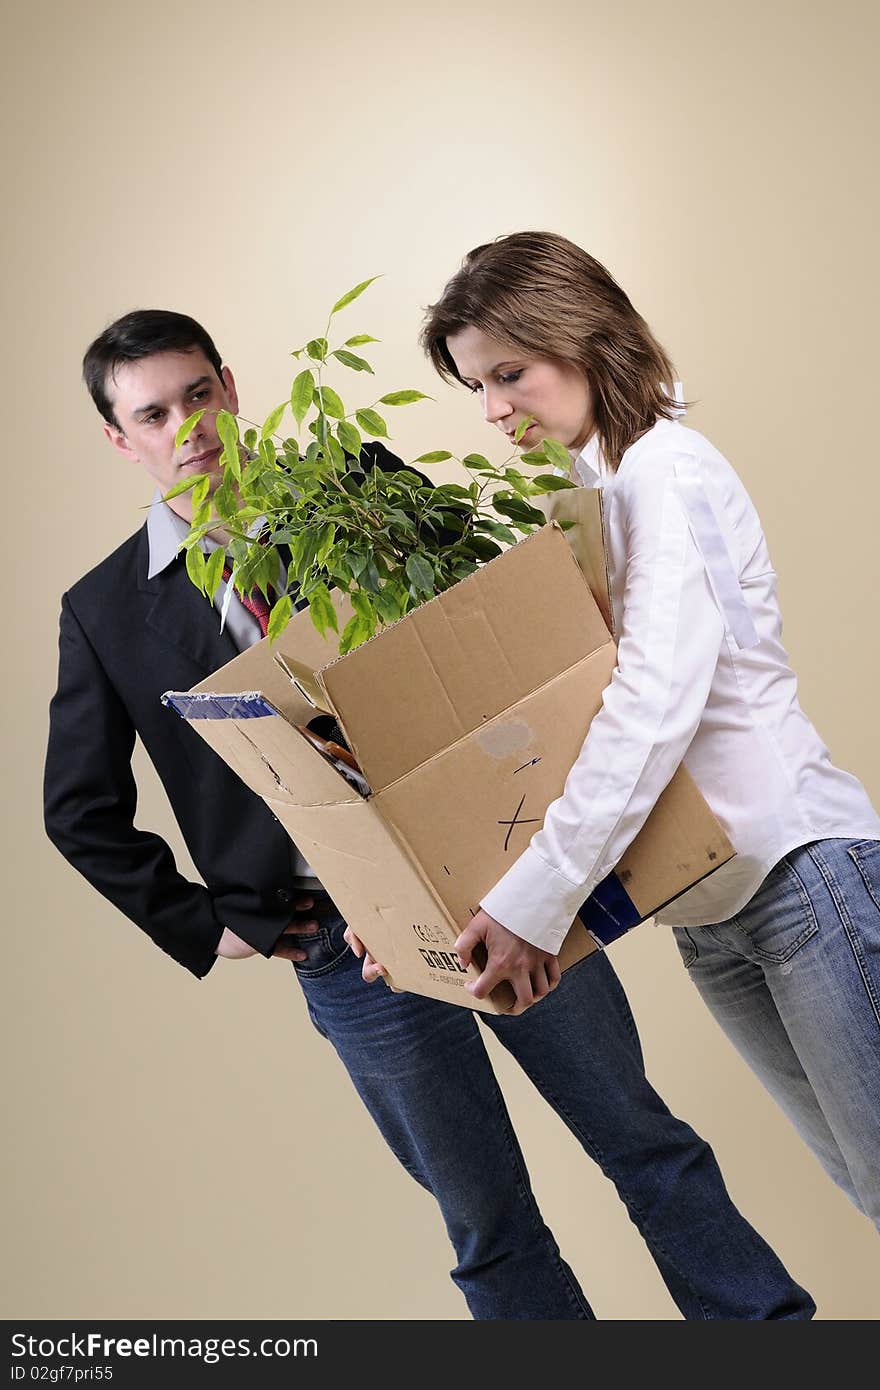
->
<box><xmin>136</xmin><ymin>528</ymin><xmax>239</xmax><ymax>675</ymax></box>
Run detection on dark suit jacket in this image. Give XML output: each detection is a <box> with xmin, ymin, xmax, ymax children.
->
<box><xmin>44</xmin><ymin>441</ymin><xmax>415</xmax><ymax>979</ymax></box>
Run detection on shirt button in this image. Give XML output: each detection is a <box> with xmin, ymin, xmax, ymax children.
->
<box><xmin>275</xmin><ymin>888</ymin><xmax>292</xmax><ymax>905</ymax></box>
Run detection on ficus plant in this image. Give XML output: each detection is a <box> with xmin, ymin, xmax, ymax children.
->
<box><xmin>166</xmin><ymin>276</ymin><xmax>577</xmax><ymax>654</ymax></box>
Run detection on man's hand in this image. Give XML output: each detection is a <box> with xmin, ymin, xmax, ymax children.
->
<box><xmin>343</xmin><ymin>926</ymin><xmax>387</xmax><ymax>985</ymax></box>
<box><xmin>455</xmin><ymin>908</ymin><xmax>561</xmax><ymax>1015</ymax></box>
<box><xmin>215</xmin><ymin>895</ymin><xmax>321</xmax><ymax>963</ymax></box>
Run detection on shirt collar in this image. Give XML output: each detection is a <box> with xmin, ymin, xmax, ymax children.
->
<box><xmin>569</xmin><ymin>431</ymin><xmax>604</xmax><ymax>488</ymax></box>
<box><xmin>146</xmin><ymin>489</ymin><xmax>193</xmax><ymax>579</ymax></box>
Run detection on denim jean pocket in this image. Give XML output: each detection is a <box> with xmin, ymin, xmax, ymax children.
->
<box><xmin>672</xmin><ymin>925</ymin><xmax>698</xmax><ymax>968</ymax></box>
<box><xmin>292</xmin><ymin>914</ymin><xmax>351</xmax><ymax>979</ymax></box>
<box><xmin>847</xmin><ymin>839</ymin><xmax>880</xmax><ymax>912</ymax></box>
<box><xmin>731</xmin><ymin>852</ymin><xmax>820</xmax><ymax>964</ymax></box>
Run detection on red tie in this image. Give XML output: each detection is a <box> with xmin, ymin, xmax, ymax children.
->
<box><xmin>222</xmin><ymin>563</ymin><xmax>272</xmax><ymax>637</ymax></box>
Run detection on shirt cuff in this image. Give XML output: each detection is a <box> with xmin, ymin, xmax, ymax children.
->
<box><xmin>479</xmin><ymin>845</ymin><xmax>588</xmax><ymax>953</ymax></box>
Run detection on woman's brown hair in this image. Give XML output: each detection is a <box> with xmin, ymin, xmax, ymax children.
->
<box><xmin>420</xmin><ymin>231</ymin><xmax>681</xmax><ymax>470</ymax></box>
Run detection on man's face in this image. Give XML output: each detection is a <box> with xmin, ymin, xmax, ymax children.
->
<box><xmin>103</xmin><ymin>348</ymin><xmax>239</xmax><ymax>518</ymax></box>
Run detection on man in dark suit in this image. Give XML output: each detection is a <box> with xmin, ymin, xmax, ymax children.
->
<box><xmin>43</xmin><ymin>309</ymin><xmax>813</xmax><ymax>1321</ymax></box>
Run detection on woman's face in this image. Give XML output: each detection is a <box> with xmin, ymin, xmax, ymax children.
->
<box><xmin>445</xmin><ymin>325</ymin><xmax>595</xmax><ymax>453</ymax></box>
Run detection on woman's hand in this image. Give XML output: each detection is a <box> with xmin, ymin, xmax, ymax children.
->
<box><xmin>455</xmin><ymin>908</ymin><xmax>561</xmax><ymax>1015</ymax></box>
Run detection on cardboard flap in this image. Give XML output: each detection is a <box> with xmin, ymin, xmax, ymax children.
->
<box><xmin>317</xmin><ymin>524</ymin><xmax>613</xmax><ymax>791</ymax></box>
<box><xmin>273</xmin><ymin>653</ymin><xmax>334</xmax><ymax>714</ymax></box>
<box><xmin>163</xmin><ymin>690</ymin><xmax>363</xmax><ymax>806</ymax></box>
<box><xmin>534</xmin><ymin>490</ymin><xmax>614</xmax><ymax>634</ymax></box>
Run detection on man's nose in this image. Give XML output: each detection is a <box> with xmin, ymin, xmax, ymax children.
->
<box><xmin>482</xmin><ymin>384</ymin><xmax>512</xmax><ymax>425</ymax></box>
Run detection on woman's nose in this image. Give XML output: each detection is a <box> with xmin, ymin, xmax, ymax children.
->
<box><xmin>482</xmin><ymin>384</ymin><xmax>512</xmax><ymax>425</ymax></box>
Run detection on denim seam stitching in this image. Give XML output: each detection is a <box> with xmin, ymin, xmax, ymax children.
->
<box><xmin>807</xmin><ymin>843</ymin><xmax>880</xmax><ymax>1030</ymax></box>
<box><xmin>848</xmin><ymin>843</ymin><xmax>880</xmax><ymax>913</ymax></box>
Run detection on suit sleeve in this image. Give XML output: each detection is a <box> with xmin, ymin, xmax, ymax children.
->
<box><xmin>44</xmin><ymin>593</ymin><xmax>224</xmax><ymax>978</ymax></box>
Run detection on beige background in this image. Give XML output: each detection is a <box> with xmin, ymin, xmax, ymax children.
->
<box><xmin>2</xmin><ymin>0</ymin><xmax>877</xmax><ymax>1320</ymax></box>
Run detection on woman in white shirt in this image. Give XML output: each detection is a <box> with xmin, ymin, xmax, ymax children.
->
<box><xmin>419</xmin><ymin>230</ymin><xmax>880</xmax><ymax>1228</ymax></box>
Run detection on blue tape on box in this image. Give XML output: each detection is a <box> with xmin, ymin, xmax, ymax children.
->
<box><xmin>578</xmin><ymin>872</ymin><xmax>642</xmax><ymax>947</ymax></box>
<box><xmin>161</xmin><ymin>691</ymin><xmax>281</xmax><ymax>720</ymax></box>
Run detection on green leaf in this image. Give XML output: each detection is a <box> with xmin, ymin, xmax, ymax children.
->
<box><xmin>217</xmin><ymin>410</ymin><xmax>239</xmax><ymax>454</ymax></box>
<box><xmin>338</xmin><ymin>610</ymin><xmax>373</xmax><ymax>655</ymax></box>
<box><xmin>331</xmin><ymin>276</ymin><xmax>381</xmax><ymax>315</ymax></box>
<box><xmin>476</xmin><ymin>519</ymin><xmax>517</xmax><ymax>545</ymax></box>
<box><xmin>378</xmin><ymin>390</ymin><xmax>431</xmax><ymax>406</ymax></box>
<box><xmin>350</xmin><ymin>589</ymin><xmax>374</xmax><ymax>623</ymax></box>
<box><xmin>267</xmin><ymin>594</ymin><xmax>293</xmax><ymax>643</ymax></box>
<box><xmin>326</xmin><ymin>435</ymin><xmax>346</xmax><ymax>470</ymax></box>
<box><xmin>360</xmin><ymin>558</ymin><xmax>381</xmax><ymax>594</ymax></box>
<box><xmin>516</xmin><ymin>448</ymin><xmax>548</xmax><ymax>466</ymax></box>
<box><xmin>191</xmin><ymin>474</ymin><xmax>211</xmax><ymax>509</ymax></box>
<box><xmin>412</xmin><ymin>450</ymin><xmax>453</xmax><ymax>464</ymax></box>
<box><xmin>316</xmin><ymin>385</ymin><xmax>345</xmax><ymax>420</ymax></box>
<box><xmin>514</xmin><ymin>415</ymin><xmax>535</xmax><ymax>444</ymax></box>
<box><xmin>374</xmin><ymin>585</ymin><xmax>402</xmax><ymax>624</ymax></box>
<box><xmin>261</xmin><ymin>402</ymin><xmax>287</xmax><ymax>441</ymax></box>
<box><xmin>405</xmin><ymin>552</ymin><xmax>434</xmax><ymax>595</ymax></box>
<box><xmin>243</xmin><ymin>427</ymin><xmax>258</xmax><ymax>452</ymax></box>
<box><xmin>336</xmin><ymin>419</ymin><xmax>362</xmax><ymax>458</ymax></box>
<box><xmin>315</xmin><ymin>522</ymin><xmax>336</xmax><ymax>564</ymax></box>
<box><xmin>355</xmin><ymin>408</ymin><xmax>389</xmax><ymax>438</ymax></box>
<box><xmin>541</xmin><ymin>437</ymin><xmax>573</xmax><ymax>472</ymax></box>
<box><xmin>175</xmin><ymin>409</ymin><xmax>206</xmax><ymax>448</ymax></box>
<box><xmin>465</xmin><ymin>535</ymin><xmax>503</xmax><ymax>561</ymax></box>
<box><xmin>332</xmin><ymin>349</ymin><xmax>374</xmax><ymax>374</ymax></box>
<box><xmin>346</xmin><ymin>550</ymin><xmax>369</xmax><ymax>579</ymax></box>
<box><xmin>308</xmin><ymin>583</ymin><xmax>339</xmax><ymax>638</ymax></box>
<box><xmin>290</xmin><ymin>370</ymin><xmax>315</xmax><ymax>428</ymax></box>
<box><xmin>491</xmin><ymin>495</ymin><xmax>547</xmax><ymax>527</ymax></box>
<box><xmin>306</xmin><ymin>337</ymin><xmax>329</xmax><ymax>362</ymax></box>
<box><xmin>185</xmin><ymin>544</ymin><xmax>207</xmax><ymax>594</ymax></box>
<box><xmin>462</xmin><ymin>453</ymin><xmax>492</xmax><ymax>469</ymax></box>
<box><xmin>529</xmin><ymin>473</ymin><xmax>578</xmax><ymax>492</ymax></box>
<box><xmin>344</xmin><ymin>334</ymin><xmax>380</xmax><ymax>347</ymax></box>
<box><xmin>162</xmin><ymin>473</ymin><xmax>204</xmax><ymax>501</ymax></box>
<box><xmin>217</xmin><ymin>411</ymin><xmax>241</xmax><ymax>481</ymax></box>
<box><xmin>213</xmin><ymin>479</ymin><xmax>237</xmax><ymax>521</ymax></box>
<box><xmin>204</xmin><ymin>546</ymin><xmax>226</xmax><ymax>599</ymax></box>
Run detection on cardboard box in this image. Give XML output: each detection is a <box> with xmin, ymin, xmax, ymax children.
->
<box><xmin>163</xmin><ymin>520</ymin><xmax>733</xmax><ymax>1013</ymax></box>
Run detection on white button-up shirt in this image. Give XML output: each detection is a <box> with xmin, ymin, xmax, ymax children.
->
<box><xmin>480</xmin><ymin>416</ymin><xmax>880</xmax><ymax>952</ymax></box>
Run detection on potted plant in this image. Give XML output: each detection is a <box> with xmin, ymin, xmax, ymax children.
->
<box><xmin>163</xmin><ymin>277</ymin><xmax>577</xmax><ymax>650</ymax></box>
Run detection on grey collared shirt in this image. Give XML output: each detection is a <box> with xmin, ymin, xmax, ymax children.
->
<box><xmin>147</xmin><ymin>491</ymin><xmax>321</xmax><ymax>889</ymax></box>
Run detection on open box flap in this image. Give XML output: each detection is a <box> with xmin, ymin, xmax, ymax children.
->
<box><xmin>534</xmin><ymin>489</ymin><xmax>614</xmax><ymax>635</ymax></box>
<box><xmin>316</xmin><ymin>523</ymin><xmax>612</xmax><ymax>792</ymax></box>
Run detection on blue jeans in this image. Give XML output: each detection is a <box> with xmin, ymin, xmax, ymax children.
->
<box><xmin>673</xmin><ymin>837</ymin><xmax>880</xmax><ymax>1228</ymax></box>
<box><xmin>293</xmin><ymin>895</ymin><xmax>812</xmax><ymax>1319</ymax></box>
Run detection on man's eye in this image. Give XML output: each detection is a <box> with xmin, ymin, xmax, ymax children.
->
<box><xmin>145</xmin><ymin>412</ymin><xmax>164</xmax><ymax>424</ymax></box>
<box><xmin>191</xmin><ymin>389</ymin><xmax>209</xmax><ymax>401</ymax></box>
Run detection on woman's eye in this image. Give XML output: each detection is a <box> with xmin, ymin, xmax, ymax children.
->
<box><xmin>498</xmin><ymin>370</ymin><xmax>522</xmax><ymax>385</ymax></box>
<box><xmin>467</xmin><ymin>382</ymin><xmax>484</xmax><ymax>394</ymax></box>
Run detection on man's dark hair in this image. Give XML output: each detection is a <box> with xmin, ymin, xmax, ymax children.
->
<box><xmin>83</xmin><ymin>309</ymin><xmax>225</xmax><ymax>428</ymax></box>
